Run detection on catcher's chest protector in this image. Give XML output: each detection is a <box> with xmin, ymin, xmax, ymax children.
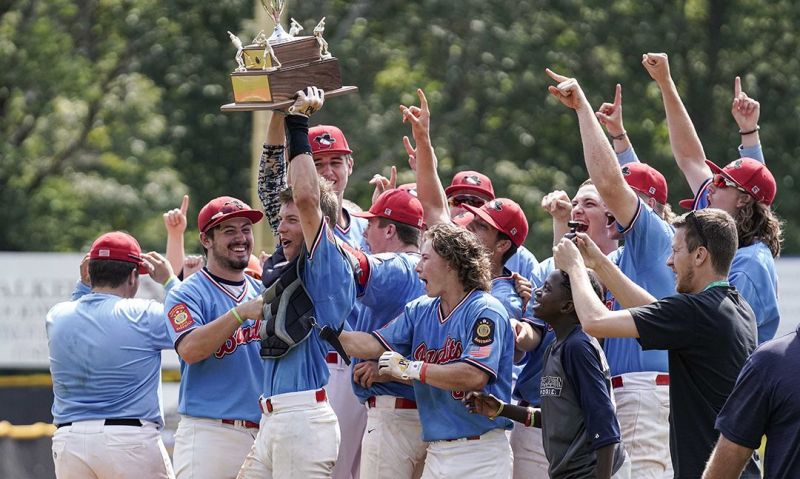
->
<box><xmin>258</xmin><ymin>253</ymin><xmax>316</xmax><ymax>359</ymax></box>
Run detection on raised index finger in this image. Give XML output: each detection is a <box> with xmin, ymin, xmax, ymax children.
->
<box><xmin>614</xmin><ymin>83</ymin><xmax>622</xmax><ymax>107</ymax></box>
<box><xmin>180</xmin><ymin>194</ymin><xmax>189</xmax><ymax>215</ymax></box>
<box><xmin>734</xmin><ymin>76</ymin><xmax>742</xmax><ymax>97</ymax></box>
<box><xmin>545</xmin><ymin>67</ymin><xmax>568</xmax><ymax>83</ymax></box>
<box><xmin>416</xmin><ymin>88</ymin><xmax>429</xmax><ymax>111</ymax></box>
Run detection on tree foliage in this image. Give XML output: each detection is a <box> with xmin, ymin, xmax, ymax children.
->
<box><xmin>2</xmin><ymin>0</ymin><xmax>798</xmax><ymax>259</ymax></box>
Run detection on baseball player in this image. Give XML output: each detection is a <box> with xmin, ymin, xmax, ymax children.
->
<box><xmin>237</xmin><ymin>87</ymin><xmax>356</xmax><ymax>478</ymax></box>
<box><xmin>345</xmin><ymin>188</ymin><xmax>428</xmax><ymax>478</ymax></box>
<box><xmin>48</xmin><ymin>232</ymin><xmax>177</xmax><ymax>479</ymax></box>
<box><xmin>547</xmin><ymin>70</ymin><xmax>677</xmax><ymax>477</ymax></box>
<box><xmin>256</xmin><ymin>109</ymin><xmax>366</xmax><ymax>479</ymax></box>
<box><xmin>164</xmin><ymin>196</ymin><xmax>266</xmax><ymax>479</ymax></box>
<box><xmin>641</xmin><ymin>53</ymin><xmax>780</xmax><ymax>344</ymax></box>
<box><xmin>339</xmin><ymin>222</ymin><xmax>515</xmax><ymax>478</ymax></box>
<box><xmin>444</xmin><ymin>170</ymin><xmax>538</xmax><ymax>279</ymax></box>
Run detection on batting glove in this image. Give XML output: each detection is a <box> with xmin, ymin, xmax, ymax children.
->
<box><xmin>288</xmin><ymin>86</ymin><xmax>324</xmax><ymax>117</ymax></box>
<box><xmin>378</xmin><ymin>351</ymin><xmax>423</xmax><ymax>381</ymax></box>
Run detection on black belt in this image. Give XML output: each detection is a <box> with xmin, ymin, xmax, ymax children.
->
<box><xmin>56</xmin><ymin>418</ymin><xmax>142</xmax><ymax>429</ymax></box>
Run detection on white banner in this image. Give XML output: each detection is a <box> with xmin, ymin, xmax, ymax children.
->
<box><xmin>0</xmin><ymin>252</ymin><xmax>180</xmax><ymax>369</ymax></box>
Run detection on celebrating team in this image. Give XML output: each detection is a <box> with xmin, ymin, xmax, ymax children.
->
<box><xmin>46</xmin><ymin>52</ymin><xmax>795</xmax><ymax>479</ymax></box>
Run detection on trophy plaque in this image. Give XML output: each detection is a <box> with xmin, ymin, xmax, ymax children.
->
<box><xmin>221</xmin><ymin>1</ymin><xmax>357</xmax><ymax>112</ymax></box>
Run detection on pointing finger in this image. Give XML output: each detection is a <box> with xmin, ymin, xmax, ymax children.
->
<box><xmin>416</xmin><ymin>88</ymin><xmax>429</xmax><ymax>112</ymax></box>
<box><xmin>734</xmin><ymin>76</ymin><xmax>742</xmax><ymax>98</ymax></box>
<box><xmin>545</xmin><ymin>67</ymin><xmax>568</xmax><ymax>83</ymax></box>
<box><xmin>614</xmin><ymin>83</ymin><xmax>622</xmax><ymax>107</ymax></box>
<box><xmin>180</xmin><ymin>194</ymin><xmax>189</xmax><ymax>215</ymax></box>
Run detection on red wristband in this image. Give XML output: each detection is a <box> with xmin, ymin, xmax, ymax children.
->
<box><xmin>419</xmin><ymin>363</ymin><xmax>429</xmax><ymax>384</ymax></box>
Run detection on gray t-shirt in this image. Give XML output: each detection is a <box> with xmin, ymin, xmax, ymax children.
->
<box><xmin>541</xmin><ymin>325</ymin><xmax>626</xmax><ymax>478</ymax></box>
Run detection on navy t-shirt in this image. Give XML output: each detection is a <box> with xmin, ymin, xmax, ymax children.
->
<box><xmin>716</xmin><ymin>326</ymin><xmax>800</xmax><ymax>478</ymax></box>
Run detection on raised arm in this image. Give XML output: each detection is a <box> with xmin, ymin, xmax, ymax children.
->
<box><xmin>553</xmin><ymin>238</ymin><xmax>640</xmax><ymax>339</ymax></box>
<box><xmin>257</xmin><ymin>113</ymin><xmax>288</xmax><ymax>235</ymax></box>
<box><xmin>730</xmin><ymin>76</ymin><xmax>764</xmax><ymax>161</ymax></box>
<box><xmin>541</xmin><ymin>190</ymin><xmax>572</xmax><ymax>244</ymax></box>
<box><xmin>402</xmin><ymin>89</ymin><xmax>450</xmax><ymax>226</ymax></box>
<box><xmin>574</xmin><ymin>233</ymin><xmax>657</xmax><ymax>308</ymax></box>
<box><xmin>285</xmin><ymin>87</ymin><xmax>325</xmax><ymax>249</ymax></box>
<box><xmin>546</xmin><ymin>70</ymin><xmax>639</xmax><ymax>228</ymax></box>
<box><xmin>642</xmin><ymin>53</ymin><xmax>711</xmax><ymax>194</ymax></box>
<box><xmin>163</xmin><ymin>194</ymin><xmax>189</xmax><ymax>274</ymax></box>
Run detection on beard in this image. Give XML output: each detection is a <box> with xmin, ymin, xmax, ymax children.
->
<box><xmin>676</xmin><ymin>264</ymin><xmax>695</xmax><ymax>294</ymax></box>
<box><xmin>212</xmin><ymin>241</ymin><xmax>251</xmax><ymax>271</ymax></box>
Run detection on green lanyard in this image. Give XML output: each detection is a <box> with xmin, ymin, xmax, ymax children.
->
<box><xmin>703</xmin><ymin>280</ymin><xmax>730</xmax><ymax>291</ymax></box>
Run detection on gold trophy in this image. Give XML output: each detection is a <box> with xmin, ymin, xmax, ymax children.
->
<box><xmin>221</xmin><ymin>0</ymin><xmax>357</xmax><ymax>112</ymax></box>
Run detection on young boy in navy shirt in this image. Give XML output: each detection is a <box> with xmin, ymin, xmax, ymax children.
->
<box><xmin>465</xmin><ymin>268</ymin><xmax>629</xmax><ymax>478</ymax></box>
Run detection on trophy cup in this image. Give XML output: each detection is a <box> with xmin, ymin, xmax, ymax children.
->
<box><xmin>221</xmin><ymin>0</ymin><xmax>357</xmax><ymax>112</ymax></box>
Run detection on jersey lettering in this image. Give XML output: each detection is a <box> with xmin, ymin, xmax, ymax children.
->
<box><xmin>413</xmin><ymin>337</ymin><xmax>463</xmax><ymax>364</ymax></box>
<box><xmin>540</xmin><ymin>375</ymin><xmax>564</xmax><ymax>397</ymax></box>
<box><xmin>214</xmin><ymin>322</ymin><xmax>261</xmax><ymax>359</ymax></box>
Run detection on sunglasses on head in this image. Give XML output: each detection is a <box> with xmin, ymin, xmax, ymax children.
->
<box><xmin>448</xmin><ymin>194</ymin><xmax>486</xmax><ymax>208</ymax></box>
<box><xmin>686</xmin><ymin>211</ymin><xmax>708</xmax><ymax>249</ymax></box>
<box><xmin>712</xmin><ymin>174</ymin><xmax>747</xmax><ymax>194</ymax></box>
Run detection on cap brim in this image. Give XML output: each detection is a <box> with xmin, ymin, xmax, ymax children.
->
<box><xmin>462</xmin><ymin>204</ymin><xmax>503</xmax><ymax>232</ymax></box>
<box><xmin>444</xmin><ymin>185</ymin><xmax>493</xmax><ymax>199</ymax></box>
<box><xmin>202</xmin><ymin>210</ymin><xmax>264</xmax><ymax>232</ymax></box>
<box><xmin>351</xmin><ymin>210</ymin><xmax>378</xmax><ymax>219</ymax></box>
<box><xmin>678</xmin><ymin>198</ymin><xmax>695</xmax><ymax>210</ymax></box>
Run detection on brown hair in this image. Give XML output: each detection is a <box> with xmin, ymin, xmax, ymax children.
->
<box><xmin>735</xmin><ymin>199</ymin><xmax>783</xmax><ymax>258</ymax></box>
<box><xmin>377</xmin><ymin>217</ymin><xmax>421</xmax><ymax>247</ymax></box>
<box><xmin>673</xmin><ymin>209</ymin><xmax>738</xmax><ymax>276</ymax></box>
<box><xmin>423</xmin><ymin>223</ymin><xmax>491</xmax><ymax>292</ymax></box>
<box><xmin>279</xmin><ymin>177</ymin><xmax>339</xmax><ymax>229</ymax></box>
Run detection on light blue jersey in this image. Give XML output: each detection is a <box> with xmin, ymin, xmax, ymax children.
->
<box><xmin>604</xmin><ymin>199</ymin><xmax>674</xmax><ymax>375</ymax></box>
<box><xmin>336</xmin><ymin>207</ymin><xmax>369</xmax><ymax>252</ymax></box>
<box><xmin>261</xmin><ymin>219</ymin><xmax>355</xmax><ymax>397</ymax></box>
<box><xmin>505</xmin><ymin>245</ymin><xmax>538</xmax><ymax>280</ymax></box>
<box><xmin>729</xmin><ymin>242</ymin><xmax>779</xmax><ymax>343</ymax></box>
<box><xmin>48</xmin><ymin>282</ymin><xmax>177</xmax><ymax>427</ymax></box>
<box><xmin>165</xmin><ymin>269</ymin><xmax>264</xmax><ymax>423</ymax></box>
<box><xmin>373</xmin><ymin>290</ymin><xmax>514</xmax><ymax>441</ymax></box>
<box><xmin>352</xmin><ymin>252</ymin><xmax>425</xmax><ymax>403</ymax></box>
<box><xmin>490</xmin><ymin>270</ymin><xmax>526</xmax><ymax>321</ymax></box>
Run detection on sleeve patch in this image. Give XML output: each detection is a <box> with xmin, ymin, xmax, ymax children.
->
<box><xmin>168</xmin><ymin>303</ymin><xmax>195</xmax><ymax>333</ymax></box>
<box><xmin>471</xmin><ymin>318</ymin><xmax>495</xmax><ymax>346</ymax></box>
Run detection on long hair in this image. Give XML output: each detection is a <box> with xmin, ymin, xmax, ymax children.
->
<box><xmin>735</xmin><ymin>200</ymin><xmax>783</xmax><ymax>257</ymax></box>
<box><xmin>424</xmin><ymin>223</ymin><xmax>491</xmax><ymax>292</ymax></box>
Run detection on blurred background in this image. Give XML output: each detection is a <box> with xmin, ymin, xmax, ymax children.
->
<box><xmin>1</xmin><ymin>0</ymin><xmax>799</xmax><ymax>476</ymax></box>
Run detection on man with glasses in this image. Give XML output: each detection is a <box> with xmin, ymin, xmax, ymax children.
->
<box><xmin>552</xmin><ymin>208</ymin><xmax>759</xmax><ymax>479</ymax></box>
<box><xmin>445</xmin><ymin>170</ymin><xmax>539</xmax><ymax>281</ymax></box>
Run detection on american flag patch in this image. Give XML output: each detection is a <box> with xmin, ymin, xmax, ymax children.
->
<box><xmin>469</xmin><ymin>345</ymin><xmax>492</xmax><ymax>358</ymax></box>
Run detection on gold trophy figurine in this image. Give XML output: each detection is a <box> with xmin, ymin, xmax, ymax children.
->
<box><xmin>221</xmin><ymin>0</ymin><xmax>357</xmax><ymax>112</ymax></box>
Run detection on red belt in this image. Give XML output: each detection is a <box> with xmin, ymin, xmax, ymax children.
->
<box><xmin>445</xmin><ymin>435</ymin><xmax>481</xmax><ymax>442</ymax></box>
<box><xmin>221</xmin><ymin>419</ymin><xmax>260</xmax><ymax>429</ymax></box>
<box><xmin>326</xmin><ymin>352</ymin><xmax>339</xmax><ymax>364</ymax></box>
<box><xmin>367</xmin><ymin>396</ymin><xmax>418</xmax><ymax>409</ymax></box>
<box><xmin>611</xmin><ymin>374</ymin><xmax>669</xmax><ymax>389</ymax></box>
<box><xmin>260</xmin><ymin>389</ymin><xmax>327</xmax><ymax>414</ymax></box>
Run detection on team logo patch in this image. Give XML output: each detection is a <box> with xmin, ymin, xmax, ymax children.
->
<box><xmin>729</xmin><ymin>159</ymin><xmax>743</xmax><ymax>169</ymax></box>
<box><xmin>464</xmin><ymin>175</ymin><xmax>482</xmax><ymax>186</ymax></box>
<box><xmin>471</xmin><ymin>318</ymin><xmax>495</xmax><ymax>346</ymax></box>
<box><xmin>540</xmin><ymin>375</ymin><xmax>563</xmax><ymax>397</ymax></box>
<box><xmin>488</xmin><ymin>200</ymin><xmax>503</xmax><ymax>211</ymax></box>
<box><xmin>621</xmin><ymin>166</ymin><xmax>631</xmax><ymax>176</ymax></box>
<box><xmin>168</xmin><ymin>303</ymin><xmax>194</xmax><ymax>333</ymax></box>
<box><xmin>314</xmin><ymin>133</ymin><xmax>337</xmax><ymax>150</ymax></box>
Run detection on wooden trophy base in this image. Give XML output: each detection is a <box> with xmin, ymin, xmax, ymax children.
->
<box><xmin>221</xmin><ymin>85</ymin><xmax>358</xmax><ymax>112</ymax></box>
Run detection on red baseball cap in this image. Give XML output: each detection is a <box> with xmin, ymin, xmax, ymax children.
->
<box><xmin>89</xmin><ymin>231</ymin><xmax>149</xmax><ymax>274</ymax></box>
<box><xmin>353</xmin><ymin>188</ymin><xmax>424</xmax><ymax>228</ymax></box>
<box><xmin>444</xmin><ymin>171</ymin><xmax>495</xmax><ymax>199</ymax></box>
<box><xmin>463</xmin><ymin>198</ymin><xmax>529</xmax><ymax>247</ymax></box>
<box><xmin>197</xmin><ymin>196</ymin><xmax>264</xmax><ymax>233</ymax></box>
<box><xmin>309</xmin><ymin>125</ymin><xmax>352</xmax><ymax>156</ymax></box>
<box><xmin>706</xmin><ymin>158</ymin><xmax>777</xmax><ymax>206</ymax></box>
<box><xmin>621</xmin><ymin>163</ymin><xmax>668</xmax><ymax>205</ymax></box>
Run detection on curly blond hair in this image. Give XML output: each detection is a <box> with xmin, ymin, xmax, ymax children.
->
<box><xmin>423</xmin><ymin>223</ymin><xmax>491</xmax><ymax>292</ymax></box>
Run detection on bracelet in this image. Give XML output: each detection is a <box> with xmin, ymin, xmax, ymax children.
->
<box><xmin>162</xmin><ymin>275</ymin><xmax>177</xmax><ymax>287</ymax></box>
<box><xmin>419</xmin><ymin>363</ymin><xmax>429</xmax><ymax>383</ymax></box>
<box><xmin>230</xmin><ymin>307</ymin><xmax>244</xmax><ymax>325</ymax></box>
<box><xmin>609</xmin><ymin>131</ymin><xmax>627</xmax><ymax>141</ymax></box>
<box><xmin>739</xmin><ymin>125</ymin><xmax>760</xmax><ymax>135</ymax></box>
<box><xmin>489</xmin><ymin>401</ymin><xmax>504</xmax><ymax>420</ymax></box>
